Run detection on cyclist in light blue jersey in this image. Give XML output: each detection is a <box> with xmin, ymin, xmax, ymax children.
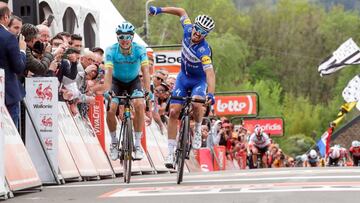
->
<box><xmin>104</xmin><ymin>21</ymin><xmax>152</xmax><ymax>161</ymax></box>
<box><xmin>149</xmin><ymin>6</ymin><xmax>216</xmax><ymax>168</ymax></box>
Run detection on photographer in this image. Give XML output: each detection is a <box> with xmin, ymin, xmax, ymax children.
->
<box><xmin>49</xmin><ymin>34</ymin><xmax>79</xmax><ymax>82</ymax></box>
<box><xmin>21</xmin><ymin>23</ymin><xmax>59</xmax><ymax>76</ymax></box>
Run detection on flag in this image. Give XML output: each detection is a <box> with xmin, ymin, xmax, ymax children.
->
<box><xmin>318</xmin><ymin>38</ymin><xmax>360</xmax><ymax>76</ymax></box>
<box><xmin>342</xmin><ymin>75</ymin><xmax>360</xmax><ymax>111</ymax></box>
<box><xmin>316</xmin><ymin>127</ymin><xmax>333</xmax><ymax>157</ymax></box>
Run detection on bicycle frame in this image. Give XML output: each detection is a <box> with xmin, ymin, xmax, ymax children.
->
<box><xmin>171</xmin><ymin>95</ymin><xmax>206</xmax><ymax>184</ymax></box>
<box><xmin>113</xmin><ymin>94</ymin><xmax>144</xmax><ymax>184</ymax></box>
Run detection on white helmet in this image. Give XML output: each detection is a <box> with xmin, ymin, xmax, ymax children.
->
<box><xmin>352</xmin><ymin>140</ymin><xmax>358</xmax><ymax>147</ymax></box>
<box><xmin>309</xmin><ymin>149</ymin><xmax>317</xmax><ymax>159</ymax></box>
<box><xmin>194</xmin><ymin>15</ymin><xmax>215</xmax><ymax>33</ymax></box>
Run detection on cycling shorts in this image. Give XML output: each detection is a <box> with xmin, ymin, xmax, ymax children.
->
<box><xmin>111</xmin><ymin>76</ymin><xmax>143</xmax><ymax>104</ymax></box>
<box><xmin>170</xmin><ymin>72</ymin><xmax>207</xmax><ymax>104</ymax></box>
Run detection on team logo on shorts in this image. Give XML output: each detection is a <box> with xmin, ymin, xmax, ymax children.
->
<box><xmin>201</xmin><ymin>55</ymin><xmax>212</xmax><ymax>65</ymax></box>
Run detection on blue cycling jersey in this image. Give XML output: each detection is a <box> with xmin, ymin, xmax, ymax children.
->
<box><xmin>170</xmin><ymin>16</ymin><xmax>214</xmax><ymax>104</ymax></box>
<box><xmin>179</xmin><ymin>16</ymin><xmax>213</xmax><ymax>79</ymax></box>
<box><xmin>105</xmin><ymin>42</ymin><xmax>148</xmax><ymax>83</ymax></box>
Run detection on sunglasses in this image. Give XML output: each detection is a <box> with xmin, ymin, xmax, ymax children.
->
<box><xmin>117</xmin><ymin>34</ymin><xmax>133</xmax><ymax>41</ymax></box>
<box><xmin>193</xmin><ymin>25</ymin><xmax>208</xmax><ymax>36</ymax></box>
<box><xmin>155</xmin><ymin>76</ymin><xmax>164</xmax><ymax>82</ymax></box>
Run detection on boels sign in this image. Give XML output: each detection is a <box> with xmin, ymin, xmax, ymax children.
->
<box><xmin>243</xmin><ymin>118</ymin><xmax>284</xmax><ymax>136</ymax></box>
<box><xmin>214</xmin><ymin>95</ymin><xmax>257</xmax><ymax>116</ymax></box>
<box><xmin>154</xmin><ymin>50</ymin><xmax>181</xmax><ymax>74</ymax></box>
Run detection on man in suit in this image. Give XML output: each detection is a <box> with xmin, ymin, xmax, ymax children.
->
<box><xmin>0</xmin><ymin>2</ymin><xmax>27</xmax><ymax>128</ymax></box>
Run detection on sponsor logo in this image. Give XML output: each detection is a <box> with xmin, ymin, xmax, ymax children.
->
<box><xmin>155</xmin><ymin>54</ymin><xmax>181</xmax><ymax>64</ymax></box>
<box><xmin>44</xmin><ymin>137</ymin><xmax>53</xmax><ymax>150</ymax></box>
<box><xmin>200</xmin><ymin>164</ymin><xmax>210</xmax><ymax>172</ymax></box>
<box><xmin>243</xmin><ymin>118</ymin><xmax>284</xmax><ymax>136</ymax></box>
<box><xmin>35</xmin><ymin>83</ymin><xmax>53</xmax><ymax>101</ymax></box>
<box><xmin>201</xmin><ymin>55</ymin><xmax>211</xmax><ymax>65</ymax></box>
<box><xmin>33</xmin><ymin>104</ymin><xmax>53</xmax><ymax>109</ymax></box>
<box><xmin>92</xmin><ymin>104</ymin><xmax>101</xmax><ymax>134</ymax></box>
<box><xmin>217</xmin><ymin>99</ymin><xmax>247</xmax><ymax>112</ymax></box>
<box><xmin>184</xmin><ymin>18</ymin><xmax>191</xmax><ymax>25</ymax></box>
<box><xmin>41</xmin><ymin>116</ymin><xmax>53</xmax><ymax>127</ymax></box>
<box><xmin>199</xmin><ymin>46</ymin><xmax>206</xmax><ymax>53</ymax></box>
<box><xmin>214</xmin><ymin>95</ymin><xmax>257</xmax><ymax>116</ymax></box>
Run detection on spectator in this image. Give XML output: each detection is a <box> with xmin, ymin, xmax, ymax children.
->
<box><xmin>91</xmin><ymin>47</ymin><xmax>104</xmax><ymax>57</ymax></box>
<box><xmin>166</xmin><ymin>76</ymin><xmax>176</xmax><ymax>91</ymax></box>
<box><xmin>0</xmin><ymin>2</ymin><xmax>27</xmax><ymax>128</ymax></box>
<box><xmin>201</xmin><ymin>124</ymin><xmax>209</xmax><ymax>147</ymax></box>
<box><xmin>58</xmin><ymin>31</ymin><xmax>71</xmax><ymax>46</ymax></box>
<box><xmin>36</xmin><ymin>24</ymin><xmax>51</xmax><ymax>43</ymax></box>
<box><xmin>152</xmin><ymin>82</ymin><xmax>170</xmax><ymax>134</ymax></box>
<box><xmin>21</xmin><ymin>23</ymin><xmax>55</xmax><ymax>76</ymax></box>
<box><xmin>8</xmin><ymin>15</ymin><xmax>22</xmax><ymax>36</ymax></box>
<box><xmin>152</xmin><ymin>70</ymin><xmax>168</xmax><ymax>89</ymax></box>
<box><xmin>49</xmin><ymin>34</ymin><xmax>78</xmax><ymax>83</ymax></box>
<box><xmin>207</xmin><ymin>120</ymin><xmax>222</xmax><ymax>148</ymax></box>
<box><xmin>70</xmin><ymin>34</ymin><xmax>83</xmax><ymax>51</ymax></box>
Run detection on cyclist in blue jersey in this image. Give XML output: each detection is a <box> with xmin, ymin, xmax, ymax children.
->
<box><xmin>104</xmin><ymin>21</ymin><xmax>152</xmax><ymax>161</ymax></box>
<box><xmin>149</xmin><ymin>6</ymin><xmax>216</xmax><ymax>168</ymax></box>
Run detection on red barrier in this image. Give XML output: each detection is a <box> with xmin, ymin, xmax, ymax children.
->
<box><xmin>194</xmin><ymin>148</ymin><xmax>214</xmax><ymax>172</ymax></box>
<box><xmin>73</xmin><ymin>116</ymin><xmax>114</xmax><ymax>177</ymax></box>
<box><xmin>58</xmin><ymin>103</ymin><xmax>99</xmax><ymax>178</ymax></box>
<box><xmin>213</xmin><ymin>146</ymin><xmax>226</xmax><ymax>171</ymax></box>
<box><xmin>58</xmin><ymin>131</ymin><xmax>81</xmax><ymax>180</ymax></box>
<box><xmin>88</xmin><ymin>95</ymin><xmax>105</xmax><ymax>151</ymax></box>
<box><xmin>2</xmin><ymin>106</ymin><xmax>41</xmax><ymax>191</ymax></box>
<box><xmin>144</xmin><ymin>123</ymin><xmax>169</xmax><ymax>173</ymax></box>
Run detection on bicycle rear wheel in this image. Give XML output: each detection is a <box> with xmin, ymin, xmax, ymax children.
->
<box><xmin>123</xmin><ymin>118</ymin><xmax>133</xmax><ymax>184</ymax></box>
<box><xmin>176</xmin><ymin>115</ymin><xmax>189</xmax><ymax>184</ymax></box>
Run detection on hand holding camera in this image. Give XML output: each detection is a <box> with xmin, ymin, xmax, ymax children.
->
<box><xmin>18</xmin><ymin>34</ymin><xmax>26</xmax><ymax>51</ymax></box>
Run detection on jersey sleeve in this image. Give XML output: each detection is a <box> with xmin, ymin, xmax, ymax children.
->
<box><xmin>200</xmin><ymin>46</ymin><xmax>213</xmax><ymax>70</ymax></box>
<box><xmin>104</xmin><ymin>46</ymin><xmax>114</xmax><ymax>68</ymax></box>
<box><xmin>137</xmin><ymin>45</ymin><xmax>149</xmax><ymax>67</ymax></box>
<box><xmin>180</xmin><ymin>15</ymin><xmax>192</xmax><ymax>29</ymax></box>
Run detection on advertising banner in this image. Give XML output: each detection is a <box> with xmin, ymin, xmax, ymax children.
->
<box><xmin>154</xmin><ymin>50</ymin><xmax>181</xmax><ymax>74</ymax></box>
<box><xmin>194</xmin><ymin>148</ymin><xmax>214</xmax><ymax>172</ymax></box>
<box><xmin>3</xmin><ymin>106</ymin><xmax>41</xmax><ymax>191</ymax></box>
<box><xmin>213</xmin><ymin>145</ymin><xmax>226</xmax><ymax>171</ymax></box>
<box><xmin>58</xmin><ymin>102</ymin><xmax>98</xmax><ymax>178</ymax></box>
<box><xmin>242</xmin><ymin>117</ymin><xmax>284</xmax><ymax>136</ymax></box>
<box><xmin>25</xmin><ymin>77</ymin><xmax>59</xmax><ymax>183</ymax></box>
<box><xmin>214</xmin><ymin>95</ymin><xmax>258</xmax><ymax>116</ymax></box>
<box><xmin>88</xmin><ymin>95</ymin><xmax>105</xmax><ymax>151</ymax></box>
<box><xmin>0</xmin><ymin>69</ymin><xmax>6</xmax><ymax>195</ymax></box>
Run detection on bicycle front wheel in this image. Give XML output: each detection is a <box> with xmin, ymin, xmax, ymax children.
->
<box><xmin>176</xmin><ymin>115</ymin><xmax>189</xmax><ymax>184</ymax></box>
<box><xmin>123</xmin><ymin>118</ymin><xmax>133</xmax><ymax>184</ymax></box>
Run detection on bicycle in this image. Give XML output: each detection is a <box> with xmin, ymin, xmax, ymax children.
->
<box><xmin>170</xmin><ymin>95</ymin><xmax>206</xmax><ymax>184</ymax></box>
<box><xmin>112</xmin><ymin>93</ymin><xmax>144</xmax><ymax>184</ymax></box>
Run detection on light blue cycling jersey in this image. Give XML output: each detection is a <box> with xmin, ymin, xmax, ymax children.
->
<box><xmin>179</xmin><ymin>15</ymin><xmax>213</xmax><ymax>79</ymax></box>
<box><xmin>105</xmin><ymin>42</ymin><xmax>148</xmax><ymax>83</ymax></box>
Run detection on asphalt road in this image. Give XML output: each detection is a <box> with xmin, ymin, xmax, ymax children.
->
<box><xmin>4</xmin><ymin>167</ymin><xmax>360</xmax><ymax>203</ymax></box>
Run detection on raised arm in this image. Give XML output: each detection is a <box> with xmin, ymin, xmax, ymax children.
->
<box><xmin>149</xmin><ymin>6</ymin><xmax>188</xmax><ymax>18</ymax></box>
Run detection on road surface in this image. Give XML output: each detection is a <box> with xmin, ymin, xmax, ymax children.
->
<box><xmin>5</xmin><ymin>167</ymin><xmax>360</xmax><ymax>203</ymax></box>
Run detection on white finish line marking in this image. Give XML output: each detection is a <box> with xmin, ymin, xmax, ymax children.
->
<box><xmin>99</xmin><ymin>182</ymin><xmax>360</xmax><ymax>198</ymax></box>
<box><xmin>45</xmin><ymin>175</ymin><xmax>360</xmax><ymax>189</ymax></box>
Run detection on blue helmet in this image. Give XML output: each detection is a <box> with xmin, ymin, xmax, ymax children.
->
<box><xmin>116</xmin><ymin>21</ymin><xmax>135</xmax><ymax>35</ymax></box>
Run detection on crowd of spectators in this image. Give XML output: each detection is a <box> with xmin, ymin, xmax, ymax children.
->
<box><xmin>0</xmin><ymin>3</ymin><xmax>107</xmax><ymax>134</ymax></box>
